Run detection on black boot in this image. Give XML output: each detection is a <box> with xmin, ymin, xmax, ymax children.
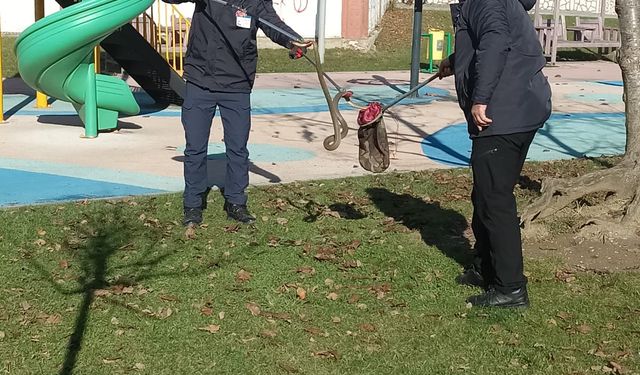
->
<box><xmin>224</xmin><ymin>202</ymin><xmax>256</xmax><ymax>224</ymax></box>
<box><xmin>183</xmin><ymin>207</ymin><xmax>203</xmax><ymax>227</ymax></box>
<box><xmin>467</xmin><ymin>287</ymin><xmax>529</xmax><ymax>308</ymax></box>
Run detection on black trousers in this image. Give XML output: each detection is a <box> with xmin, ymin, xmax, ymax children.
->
<box><xmin>470</xmin><ymin>130</ymin><xmax>536</xmax><ymax>293</ymax></box>
<box><xmin>181</xmin><ymin>82</ymin><xmax>252</xmax><ymax>209</ymax></box>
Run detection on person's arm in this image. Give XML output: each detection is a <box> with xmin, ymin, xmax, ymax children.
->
<box><xmin>255</xmin><ymin>0</ymin><xmax>302</xmax><ymax>48</ymax></box>
<box><xmin>438</xmin><ymin>53</ymin><xmax>455</xmax><ymax>78</ymax></box>
<box><xmin>469</xmin><ymin>0</ymin><xmax>509</xmax><ymax>106</ymax></box>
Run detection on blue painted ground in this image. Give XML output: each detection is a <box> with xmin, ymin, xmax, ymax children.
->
<box><xmin>0</xmin><ymin>168</ymin><xmax>163</xmax><ymax>206</ymax></box>
<box><xmin>0</xmin><ymin>81</ymin><xmax>627</xmax><ymax>206</ymax></box>
<box><xmin>2</xmin><ymin>85</ymin><xmax>450</xmax><ymax>118</ymax></box>
<box><xmin>421</xmin><ymin>112</ymin><xmax>626</xmax><ymax>167</ymax></box>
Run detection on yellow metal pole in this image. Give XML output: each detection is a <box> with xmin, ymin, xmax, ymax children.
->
<box><xmin>0</xmin><ymin>17</ymin><xmax>5</xmax><ymax>123</ymax></box>
<box><xmin>94</xmin><ymin>46</ymin><xmax>101</xmax><ymax>73</ymax></box>
<box><xmin>35</xmin><ymin>0</ymin><xmax>49</xmax><ymax>108</ymax></box>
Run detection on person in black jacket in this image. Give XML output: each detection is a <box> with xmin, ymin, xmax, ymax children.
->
<box><xmin>439</xmin><ymin>0</ymin><xmax>552</xmax><ymax>308</ymax></box>
<box><xmin>163</xmin><ymin>0</ymin><xmax>311</xmax><ymax>225</ymax></box>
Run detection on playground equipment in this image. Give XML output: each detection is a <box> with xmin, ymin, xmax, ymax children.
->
<box><xmin>421</xmin><ymin>29</ymin><xmax>452</xmax><ymax>74</ymax></box>
<box><xmin>15</xmin><ymin>0</ymin><xmax>155</xmax><ymax>138</ymax></box>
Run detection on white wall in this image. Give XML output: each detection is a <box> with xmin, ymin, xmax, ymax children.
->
<box><xmin>368</xmin><ymin>0</ymin><xmax>391</xmax><ymax>33</ymax></box>
<box><xmin>1</xmin><ymin>0</ymin><xmax>61</xmax><ymax>33</ymax></box>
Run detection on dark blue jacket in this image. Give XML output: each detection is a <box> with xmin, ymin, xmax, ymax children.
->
<box><xmin>451</xmin><ymin>0</ymin><xmax>552</xmax><ymax>137</ymax></box>
<box><xmin>163</xmin><ymin>0</ymin><xmax>301</xmax><ymax>92</ymax></box>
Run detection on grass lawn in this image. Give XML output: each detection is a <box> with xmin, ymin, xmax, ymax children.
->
<box><xmin>1</xmin><ymin>158</ymin><xmax>639</xmax><ymax>374</ymax></box>
<box><xmin>1</xmin><ymin>36</ymin><xmax>18</xmax><ymax>79</ymax></box>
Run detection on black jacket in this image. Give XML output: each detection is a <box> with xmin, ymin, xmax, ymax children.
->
<box><xmin>163</xmin><ymin>0</ymin><xmax>301</xmax><ymax>92</ymax></box>
<box><xmin>451</xmin><ymin>0</ymin><xmax>552</xmax><ymax>137</ymax></box>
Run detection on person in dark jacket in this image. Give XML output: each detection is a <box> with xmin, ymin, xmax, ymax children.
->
<box><xmin>163</xmin><ymin>0</ymin><xmax>311</xmax><ymax>225</ymax></box>
<box><xmin>439</xmin><ymin>0</ymin><xmax>552</xmax><ymax>308</ymax></box>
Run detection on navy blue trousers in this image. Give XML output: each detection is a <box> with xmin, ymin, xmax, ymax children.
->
<box><xmin>182</xmin><ymin>82</ymin><xmax>251</xmax><ymax>209</ymax></box>
<box><xmin>470</xmin><ymin>130</ymin><xmax>536</xmax><ymax>293</ymax></box>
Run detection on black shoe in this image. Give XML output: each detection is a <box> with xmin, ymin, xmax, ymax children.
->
<box><xmin>183</xmin><ymin>207</ymin><xmax>203</xmax><ymax>227</ymax></box>
<box><xmin>456</xmin><ymin>268</ymin><xmax>486</xmax><ymax>289</ymax></box>
<box><xmin>467</xmin><ymin>287</ymin><xmax>529</xmax><ymax>308</ymax></box>
<box><xmin>224</xmin><ymin>202</ymin><xmax>256</xmax><ymax>224</ymax></box>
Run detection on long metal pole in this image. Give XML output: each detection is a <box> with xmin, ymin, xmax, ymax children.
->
<box><xmin>35</xmin><ymin>0</ymin><xmax>48</xmax><ymax>108</ymax></box>
<box><xmin>316</xmin><ymin>0</ymin><xmax>327</xmax><ymax>64</ymax></box>
<box><xmin>409</xmin><ymin>0</ymin><xmax>423</xmax><ymax>98</ymax></box>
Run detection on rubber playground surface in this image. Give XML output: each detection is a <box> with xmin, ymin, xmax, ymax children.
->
<box><xmin>0</xmin><ymin>62</ymin><xmax>626</xmax><ymax>206</ymax></box>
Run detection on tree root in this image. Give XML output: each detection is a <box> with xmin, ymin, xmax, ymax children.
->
<box><xmin>521</xmin><ymin>166</ymin><xmax>640</xmax><ymax>231</ymax></box>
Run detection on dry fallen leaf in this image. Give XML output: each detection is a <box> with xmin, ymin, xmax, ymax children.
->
<box><xmin>121</xmin><ymin>286</ymin><xmax>134</xmax><ymax>295</ymax></box>
<box><xmin>296</xmin><ymin>266</ymin><xmax>316</xmax><ymax>275</ymax></box>
<box><xmin>223</xmin><ymin>224</ymin><xmax>240</xmax><ymax>233</ymax></box>
<box><xmin>276</xmin><ymin>218</ymin><xmax>289</xmax><ymax>225</ymax></box>
<box><xmin>260</xmin><ymin>329</ymin><xmax>277</xmax><ymax>338</ymax></box>
<box><xmin>94</xmin><ymin>289</ymin><xmax>111</xmax><ymax>297</ymax></box>
<box><xmin>198</xmin><ymin>324</ymin><xmax>221</xmax><ymax>334</ymax></box>
<box><xmin>218</xmin><ymin>311</ymin><xmax>225</xmax><ymax>320</ymax></box>
<box><xmin>115</xmin><ymin>329</ymin><xmax>125</xmax><ymax>336</ymax></box>
<box><xmin>59</xmin><ymin>260</ymin><xmax>69</xmax><ymax>269</ymax></box>
<box><xmin>332</xmin><ymin>317</ymin><xmax>341</xmax><ymax>323</ymax></box>
<box><xmin>297</xmin><ymin>287</ymin><xmax>307</xmax><ymax>300</ymax></box>
<box><xmin>111</xmin><ymin>317</ymin><xmax>119</xmax><ymax>325</ymax></box>
<box><xmin>37</xmin><ymin>229</ymin><xmax>47</xmax><ymax>236</ymax></box>
<box><xmin>184</xmin><ymin>226</ymin><xmax>197</xmax><ymax>239</ymax></box>
<box><xmin>34</xmin><ymin>239</ymin><xmax>46</xmax><ymax>247</ymax></box>
<box><xmin>246</xmin><ymin>302</ymin><xmax>261</xmax><ymax>316</ymax></box>
<box><xmin>314</xmin><ymin>248</ymin><xmax>337</xmax><ymax>261</ymax></box>
<box><xmin>236</xmin><ymin>269</ymin><xmax>252</xmax><ymax>283</ymax></box>
<box><xmin>200</xmin><ymin>307</ymin><xmax>213</xmax><ymax>317</ymax></box>
<box><xmin>133</xmin><ymin>363</ymin><xmax>145</xmax><ymax>370</ymax></box>
<box><xmin>45</xmin><ymin>314</ymin><xmax>62</xmax><ymax>325</ymax></box>
<box><xmin>102</xmin><ymin>358</ymin><xmax>120</xmax><ymax>364</ymax></box>
<box><xmin>359</xmin><ymin>323</ymin><xmax>376</xmax><ymax>332</ymax></box>
<box><xmin>0</xmin><ymin>331</ymin><xmax>6</xmax><ymax>340</ymax></box>
<box><xmin>326</xmin><ymin>292</ymin><xmax>339</xmax><ymax>301</ymax></box>
<box><xmin>348</xmin><ymin>294</ymin><xmax>361</xmax><ymax>304</ymax></box>
<box><xmin>576</xmin><ymin>324</ymin><xmax>593</xmax><ymax>334</ymax></box>
<box><xmin>312</xmin><ymin>350</ymin><xmax>340</xmax><ymax>360</ymax></box>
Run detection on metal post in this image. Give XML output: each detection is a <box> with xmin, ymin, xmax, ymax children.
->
<box><xmin>316</xmin><ymin>0</ymin><xmax>327</xmax><ymax>64</ymax></box>
<box><xmin>551</xmin><ymin>0</ymin><xmax>561</xmax><ymax>65</ymax></box>
<box><xmin>35</xmin><ymin>0</ymin><xmax>48</xmax><ymax>108</ymax></box>
<box><xmin>410</xmin><ymin>0</ymin><xmax>423</xmax><ymax>97</ymax></box>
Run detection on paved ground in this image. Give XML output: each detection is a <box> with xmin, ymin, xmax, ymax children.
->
<box><xmin>0</xmin><ymin>61</ymin><xmax>625</xmax><ymax>206</ymax></box>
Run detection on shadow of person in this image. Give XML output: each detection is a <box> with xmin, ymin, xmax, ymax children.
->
<box><xmin>172</xmin><ymin>154</ymin><xmax>282</xmax><ymax>194</ymax></box>
<box><xmin>366</xmin><ymin>187</ymin><xmax>472</xmax><ymax>267</ymax></box>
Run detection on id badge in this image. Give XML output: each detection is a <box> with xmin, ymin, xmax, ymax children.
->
<box><xmin>235</xmin><ymin>9</ymin><xmax>251</xmax><ymax>29</ymax></box>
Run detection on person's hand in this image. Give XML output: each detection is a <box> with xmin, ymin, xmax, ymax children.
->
<box><xmin>438</xmin><ymin>57</ymin><xmax>453</xmax><ymax>79</ymax></box>
<box><xmin>289</xmin><ymin>40</ymin><xmax>313</xmax><ymax>59</ymax></box>
<box><xmin>471</xmin><ymin>103</ymin><xmax>492</xmax><ymax>130</ymax></box>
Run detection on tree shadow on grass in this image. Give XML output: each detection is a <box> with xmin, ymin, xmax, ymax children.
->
<box><xmin>366</xmin><ymin>188</ymin><xmax>472</xmax><ymax>266</ymax></box>
<box><xmin>26</xmin><ymin>207</ymin><xmax>209</xmax><ymax>375</ymax></box>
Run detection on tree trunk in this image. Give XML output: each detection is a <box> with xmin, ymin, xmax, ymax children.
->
<box><xmin>521</xmin><ymin>0</ymin><xmax>640</xmax><ymax>231</ymax></box>
<box><xmin>617</xmin><ymin>0</ymin><xmax>640</xmax><ymax>166</ymax></box>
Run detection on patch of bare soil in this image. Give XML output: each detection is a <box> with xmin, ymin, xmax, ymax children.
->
<box><xmin>522</xmin><ymin>194</ymin><xmax>640</xmax><ymax>272</ymax></box>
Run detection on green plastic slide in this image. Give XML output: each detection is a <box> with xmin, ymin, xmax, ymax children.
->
<box><xmin>15</xmin><ymin>0</ymin><xmax>154</xmax><ymax>138</ymax></box>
